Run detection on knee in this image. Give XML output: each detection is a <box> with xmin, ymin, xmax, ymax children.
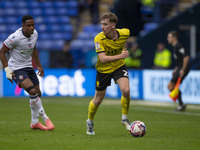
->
<box><xmin>37</xmin><ymin>90</ymin><xmax>41</xmax><ymax>97</ymax></box>
<box><xmin>121</xmin><ymin>87</ymin><xmax>130</xmax><ymax>97</ymax></box>
<box><xmin>28</xmin><ymin>88</ymin><xmax>38</xmax><ymax>95</ymax></box>
<box><xmin>93</xmin><ymin>97</ymin><xmax>103</xmax><ymax>106</ymax></box>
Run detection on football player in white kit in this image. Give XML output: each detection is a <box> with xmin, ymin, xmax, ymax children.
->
<box><xmin>0</xmin><ymin>15</ymin><xmax>55</xmax><ymax>131</ymax></box>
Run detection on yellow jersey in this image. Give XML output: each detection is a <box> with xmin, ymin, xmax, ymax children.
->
<box><xmin>94</xmin><ymin>28</ymin><xmax>130</xmax><ymax>73</ymax></box>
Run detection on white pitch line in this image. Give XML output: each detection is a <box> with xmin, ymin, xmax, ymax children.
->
<box><xmin>134</xmin><ymin>107</ymin><xmax>200</xmax><ymax>117</ymax></box>
<box><xmin>0</xmin><ymin>121</ymin><xmax>27</xmax><ymax>124</ymax></box>
<box><xmin>102</xmin><ymin>99</ymin><xmax>200</xmax><ymax>117</ymax></box>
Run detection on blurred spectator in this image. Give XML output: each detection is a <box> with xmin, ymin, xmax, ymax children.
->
<box><xmin>88</xmin><ymin>0</ymin><xmax>99</xmax><ymax>24</ymax></box>
<box><xmin>51</xmin><ymin>41</ymin><xmax>73</xmax><ymax>68</ymax></box>
<box><xmin>153</xmin><ymin>42</ymin><xmax>171</xmax><ymax>69</ymax></box>
<box><xmin>78</xmin><ymin>0</ymin><xmax>99</xmax><ymax>24</ymax></box>
<box><xmin>125</xmin><ymin>42</ymin><xmax>142</xmax><ymax>69</ymax></box>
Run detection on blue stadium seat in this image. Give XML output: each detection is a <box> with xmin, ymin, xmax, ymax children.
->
<box><xmin>37</xmin><ymin>24</ymin><xmax>47</xmax><ymax>32</ymax></box>
<box><xmin>43</xmin><ymin>8</ymin><xmax>56</xmax><ymax>16</ymax></box>
<box><xmin>53</xmin><ymin>40</ymin><xmax>65</xmax><ymax>50</ymax></box>
<box><xmin>37</xmin><ymin>40</ymin><xmax>53</xmax><ymax>50</ymax></box>
<box><xmin>85</xmin><ymin>40</ymin><xmax>95</xmax><ymax>49</ymax></box>
<box><xmin>0</xmin><ymin>33</ymin><xmax>9</xmax><ymax>40</ymax></box>
<box><xmin>3</xmin><ymin>1</ymin><xmax>14</xmax><ymax>8</ymax></box>
<box><xmin>83</xmin><ymin>24</ymin><xmax>97</xmax><ymax>33</ymax></box>
<box><xmin>60</xmin><ymin>25</ymin><xmax>73</xmax><ymax>32</ymax></box>
<box><xmin>57</xmin><ymin>8</ymin><xmax>69</xmax><ymax>16</ymax></box>
<box><xmin>0</xmin><ymin>2</ymin><xmax>4</xmax><ymax>8</ymax></box>
<box><xmin>0</xmin><ymin>25</ymin><xmax>7</xmax><ymax>32</ymax></box>
<box><xmin>68</xmin><ymin>8</ymin><xmax>78</xmax><ymax>16</ymax></box>
<box><xmin>37</xmin><ymin>40</ymin><xmax>64</xmax><ymax>50</ymax></box>
<box><xmin>40</xmin><ymin>1</ymin><xmax>53</xmax><ymax>8</ymax></box>
<box><xmin>17</xmin><ymin>9</ymin><xmax>29</xmax><ymax>16</ymax></box>
<box><xmin>0</xmin><ymin>9</ymin><xmax>3</xmax><ymax>16</ymax></box>
<box><xmin>77</xmin><ymin>32</ymin><xmax>91</xmax><ymax>40</ymax></box>
<box><xmin>15</xmin><ymin>1</ymin><xmax>27</xmax><ymax>8</ymax></box>
<box><xmin>96</xmin><ymin>24</ymin><xmax>102</xmax><ymax>32</ymax></box>
<box><xmin>47</xmin><ymin>25</ymin><xmax>73</xmax><ymax>32</ymax></box>
<box><xmin>38</xmin><ymin>33</ymin><xmax>49</xmax><ymax>40</ymax></box>
<box><xmin>30</xmin><ymin>8</ymin><xmax>43</xmax><ymax>16</ymax></box>
<box><xmin>5</xmin><ymin>17</ymin><xmax>18</xmax><ymax>24</ymax></box>
<box><xmin>27</xmin><ymin>1</ymin><xmax>40</xmax><ymax>8</ymax></box>
<box><xmin>92</xmin><ymin>32</ymin><xmax>99</xmax><ymax>38</ymax></box>
<box><xmin>51</xmin><ymin>32</ymin><xmax>64</xmax><ymax>40</ymax></box>
<box><xmin>4</xmin><ymin>8</ymin><xmax>16</xmax><ymax>16</ymax></box>
<box><xmin>17</xmin><ymin>17</ymin><xmax>22</xmax><ymax>24</ymax></box>
<box><xmin>58</xmin><ymin>17</ymin><xmax>70</xmax><ymax>24</ymax></box>
<box><xmin>45</xmin><ymin>17</ymin><xmax>58</xmax><ymax>24</ymax></box>
<box><xmin>63</xmin><ymin>33</ymin><xmax>72</xmax><ymax>40</ymax></box>
<box><xmin>35</xmin><ymin>16</ymin><xmax>45</xmax><ymax>24</ymax></box>
<box><xmin>0</xmin><ymin>18</ymin><xmax>4</xmax><ymax>24</ymax></box>
<box><xmin>47</xmin><ymin>24</ymin><xmax>60</xmax><ymax>32</ymax></box>
<box><xmin>66</xmin><ymin>1</ymin><xmax>78</xmax><ymax>8</ymax></box>
<box><xmin>70</xmin><ymin>40</ymin><xmax>85</xmax><ymax>49</ymax></box>
<box><xmin>7</xmin><ymin>25</ymin><xmax>20</xmax><ymax>32</ymax></box>
<box><xmin>54</xmin><ymin>1</ymin><xmax>67</xmax><ymax>8</ymax></box>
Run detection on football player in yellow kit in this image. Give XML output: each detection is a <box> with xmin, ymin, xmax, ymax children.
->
<box><xmin>86</xmin><ymin>12</ymin><xmax>131</xmax><ymax>135</ymax></box>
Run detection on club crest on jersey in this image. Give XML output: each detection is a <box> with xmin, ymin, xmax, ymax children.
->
<box><xmin>95</xmin><ymin>42</ymin><xmax>101</xmax><ymax>50</ymax></box>
<box><xmin>19</xmin><ymin>75</ymin><xmax>24</xmax><ymax>80</ymax></box>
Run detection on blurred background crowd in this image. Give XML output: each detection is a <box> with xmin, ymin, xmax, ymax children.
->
<box><xmin>0</xmin><ymin>0</ymin><xmax>200</xmax><ymax>70</ymax></box>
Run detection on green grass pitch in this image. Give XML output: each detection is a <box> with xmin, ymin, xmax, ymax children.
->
<box><xmin>0</xmin><ymin>97</ymin><xmax>200</xmax><ymax>150</ymax></box>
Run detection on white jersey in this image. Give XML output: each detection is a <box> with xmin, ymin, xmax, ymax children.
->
<box><xmin>3</xmin><ymin>28</ymin><xmax>38</xmax><ymax>71</ymax></box>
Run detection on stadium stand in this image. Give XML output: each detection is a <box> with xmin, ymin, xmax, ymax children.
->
<box><xmin>0</xmin><ymin>0</ymin><xmax>78</xmax><ymax>51</ymax></box>
<box><xmin>0</xmin><ymin>0</ymin><xmax>79</xmax><ymax>67</ymax></box>
<box><xmin>1</xmin><ymin>0</ymin><xmax>199</xmax><ymax>68</ymax></box>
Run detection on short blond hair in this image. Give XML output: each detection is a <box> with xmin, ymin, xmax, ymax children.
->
<box><xmin>100</xmin><ymin>12</ymin><xmax>118</xmax><ymax>24</ymax></box>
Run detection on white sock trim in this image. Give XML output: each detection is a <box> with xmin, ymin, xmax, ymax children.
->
<box><xmin>122</xmin><ymin>114</ymin><xmax>128</xmax><ymax>120</ymax></box>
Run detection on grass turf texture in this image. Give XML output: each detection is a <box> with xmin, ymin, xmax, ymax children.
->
<box><xmin>0</xmin><ymin>97</ymin><xmax>200</xmax><ymax>150</ymax></box>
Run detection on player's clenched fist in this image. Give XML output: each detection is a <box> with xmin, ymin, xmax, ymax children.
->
<box><xmin>120</xmin><ymin>48</ymin><xmax>129</xmax><ymax>59</ymax></box>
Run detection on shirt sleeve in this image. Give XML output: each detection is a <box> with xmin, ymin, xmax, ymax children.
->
<box><xmin>177</xmin><ymin>44</ymin><xmax>188</xmax><ymax>57</ymax></box>
<box><xmin>3</xmin><ymin>33</ymin><xmax>18</xmax><ymax>50</ymax></box>
<box><xmin>94</xmin><ymin>36</ymin><xmax>105</xmax><ymax>54</ymax></box>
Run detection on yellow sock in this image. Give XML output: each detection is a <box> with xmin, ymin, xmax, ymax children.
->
<box><xmin>88</xmin><ymin>100</ymin><xmax>99</xmax><ymax>120</ymax></box>
<box><xmin>121</xmin><ymin>96</ymin><xmax>130</xmax><ymax>116</ymax></box>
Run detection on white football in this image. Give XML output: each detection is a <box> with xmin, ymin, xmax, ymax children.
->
<box><xmin>130</xmin><ymin>121</ymin><xmax>146</xmax><ymax>137</ymax></box>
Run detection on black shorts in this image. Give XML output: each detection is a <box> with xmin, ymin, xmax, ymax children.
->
<box><xmin>13</xmin><ymin>67</ymin><xmax>39</xmax><ymax>88</ymax></box>
<box><xmin>170</xmin><ymin>68</ymin><xmax>190</xmax><ymax>84</ymax></box>
<box><xmin>96</xmin><ymin>65</ymin><xmax>129</xmax><ymax>91</ymax></box>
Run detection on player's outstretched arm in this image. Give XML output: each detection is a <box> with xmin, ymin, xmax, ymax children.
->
<box><xmin>98</xmin><ymin>48</ymin><xmax>129</xmax><ymax>63</ymax></box>
<box><xmin>0</xmin><ymin>45</ymin><xmax>15</xmax><ymax>84</ymax></box>
<box><xmin>32</xmin><ymin>46</ymin><xmax>44</xmax><ymax>77</ymax></box>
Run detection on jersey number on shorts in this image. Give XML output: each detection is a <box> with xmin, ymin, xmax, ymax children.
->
<box><xmin>123</xmin><ymin>70</ymin><xmax>128</xmax><ymax>77</ymax></box>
